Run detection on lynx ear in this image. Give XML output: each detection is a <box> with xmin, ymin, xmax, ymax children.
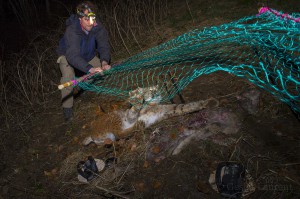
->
<box><xmin>129</xmin><ymin>91</ymin><xmax>133</xmax><ymax>97</ymax></box>
<box><xmin>149</xmin><ymin>85</ymin><xmax>158</xmax><ymax>91</ymax></box>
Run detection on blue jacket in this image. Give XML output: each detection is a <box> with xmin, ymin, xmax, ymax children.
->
<box><xmin>57</xmin><ymin>15</ymin><xmax>110</xmax><ymax>73</ymax></box>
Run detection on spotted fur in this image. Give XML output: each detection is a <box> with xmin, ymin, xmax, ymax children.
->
<box><xmin>83</xmin><ymin>97</ymin><xmax>219</xmax><ymax>145</ymax></box>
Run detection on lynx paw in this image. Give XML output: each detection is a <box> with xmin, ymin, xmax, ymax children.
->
<box><xmin>82</xmin><ymin>136</ymin><xmax>94</xmax><ymax>146</ymax></box>
<box><xmin>82</xmin><ymin>133</ymin><xmax>116</xmax><ymax>146</ymax></box>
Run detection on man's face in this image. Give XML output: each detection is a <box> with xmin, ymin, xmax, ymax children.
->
<box><xmin>79</xmin><ymin>9</ymin><xmax>95</xmax><ymax>32</ymax></box>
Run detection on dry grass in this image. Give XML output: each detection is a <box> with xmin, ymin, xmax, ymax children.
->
<box><xmin>1</xmin><ymin>1</ymin><xmax>299</xmax><ymax>198</ymax></box>
<box><xmin>0</xmin><ymin>0</ymin><xmax>171</xmax><ymax>133</ymax></box>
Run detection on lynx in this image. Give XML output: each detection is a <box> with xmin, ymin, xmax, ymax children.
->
<box><xmin>128</xmin><ymin>85</ymin><xmax>162</xmax><ymax>106</ymax></box>
<box><xmin>83</xmin><ymin>97</ymin><xmax>219</xmax><ymax>145</ymax></box>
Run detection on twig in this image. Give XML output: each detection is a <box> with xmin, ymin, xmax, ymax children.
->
<box><xmin>16</xmin><ymin>57</ymin><xmax>33</xmax><ymax>106</ymax></box>
<box><xmin>280</xmin><ymin>163</ymin><xmax>300</xmax><ymax>167</ymax></box>
<box><xmin>242</xmin><ymin>138</ymin><xmax>255</xmax><ymax>149</ymax></box>
<box><xmin>95</xmin><ymin>185</ymin><xmax>132</xmax><ymax>199</ymax></box>
<box><xmin>256</xmin><ymin>160</ymin><xmax>259</xmax><ymax>178</ymax></box>
<box><xmin>185</xmin><ymin>0</ymin><xmax>195</xmax><ymax>25</ymax></box>
<box><xmin>268</xmin><ymin>169</ymin><xmax>300</xmax><ymax>186</ymax></box>
<box><xmin>229</xmin><ymin>135</ymin><xmax>243</xmax><ymax>161</ymax></box>
<box><xmin>112</xmin><ymin>141</ymin><xmax>118</xmax><ymax>181</ymax></box>
<box><xmin>113</xmin><ymin>2</ymin><xmax>131</xmax><ymax>56</ymax></box>
<box><xmin>117</xmin><ymin>158</ymin><xmax>133</xmax><ymax>185</ymax></box>
<box><xmin>129</xmin><ymin>26</ymin><xmax>143</xmax><ymax>52</ymax></box>
<box><xmin>216</xmin><ymin>91</ymin><xmax>238</xmax><ymax>99</ymax></box>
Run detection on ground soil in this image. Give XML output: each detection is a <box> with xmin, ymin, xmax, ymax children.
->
<box><xmin>1</xmin><ymin>1</ymin><xmax>300</xmax><ymax>199</ymax></box>
<box><xmin>1</xmin><ymin>71</ymin><xmax>299</xmax><ymax>199</ymax></box>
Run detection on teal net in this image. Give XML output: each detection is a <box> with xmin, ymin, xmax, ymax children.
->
<box><xmin>78</xmin><ymin>8</ymin><xmax>300</xmax><ymax>113</ymax></box>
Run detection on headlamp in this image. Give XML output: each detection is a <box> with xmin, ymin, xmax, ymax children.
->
<box><xmin>87</xmin><ymin>12</ymin><xmax>96</xmax><ymax>24</ymax></box>
<box><xmin>77</xmin><ymin>3</ymin><xmax>96</xmax><ymax>24</ymax></box>
<box><xmin>77</xmin><ymin>11</ymin><xmax>96</xmax><ymax>24</ymax></box>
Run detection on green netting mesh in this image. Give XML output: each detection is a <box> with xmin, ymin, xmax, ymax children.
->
<box><xmin>78</xmin><ymin>8</ymin><xmax>300</xmax><ymax>113</ymax></box>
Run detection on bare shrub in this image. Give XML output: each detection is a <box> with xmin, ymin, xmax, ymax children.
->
<box><xmin>97</xmin><ymin>0</ymin><xmax>169</xmax><ymax>57</ymax></box>
<box><xmin>0</xmin><ymin>24</ymin><xmax>64</xmax><ymax>130</ymax></box>
<box><xmin>0</xmin><ymin>0</ymin><xmax>170</xmax><ymax>131</ymax></box>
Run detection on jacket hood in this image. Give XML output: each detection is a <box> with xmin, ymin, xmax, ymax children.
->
<box><xmin>66</xmin><ymin>14</ymin><xmax>80</xmax><ymax>29</ymax></box>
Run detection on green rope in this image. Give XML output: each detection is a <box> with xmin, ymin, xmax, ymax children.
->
<box><xmin>79</xmin><ymin>9</ymin><xmax>300</xmax><ymax>113</ymax></box>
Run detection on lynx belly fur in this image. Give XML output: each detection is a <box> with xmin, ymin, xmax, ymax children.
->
<box><xmin>83</xmin><ymin>97</ymin><xmax>219</xmax><ymax>146</ymax></box>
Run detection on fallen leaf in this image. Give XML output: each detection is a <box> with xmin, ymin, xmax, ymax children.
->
<box><xmin>44</xmin><ymin>168</ymin><xmax>58</xmax><ymax>178</ymax></box>
<box><xmin>154</xmin><ymin>157</ymin><xmax>162</xmax><ymax>163</ymax></box>
<box><xmin>153</xmin><ymin>181</ymin><xmax>161</xmax><ymax>189</ymax></box>
<box><xmin>73</xmin><ymin>137</ymin><xmax>79</xmax><ymax>143</ymax></box>
<box><xmin>51</xmin><ymin>168</ymin><xmax>58</xmax><ymax>175</ymax></box>
<box><xmin>170</xmin><ymin>132</ymin><xmax>177</xmax><ymax>140</ymax></box>
<box><xmin>44</xmin><ymin>171</ymin><xmax>51</xmax><ymax>177</ymax></box>
<box><xmin>143</xmin><ymin>161</ymin><xmax>149</xmax><ymax>168</ymax></box>
<box><xmin>151</xmin><ymin>145</ymin><xmax>161</xmax><ymax>154</ymax></box>
<box><xmin>130</xmin><ymin>143</ymin><xmax>137</xmax><ymax>151</ymax></box>
<box><xmin>135</xmin><ymin>182</ymin><xmax>146</xmax><ymax>192</ymax></box>
<box><xmin>56</xmin><ymin>145</ymin><xmax>64</xmax><ymax>153</ymax></box>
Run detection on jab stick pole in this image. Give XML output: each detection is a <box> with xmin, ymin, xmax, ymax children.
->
<box><xmin>57</xmin><ymin>71</ymin><xmax>104</xmax><ymax>90</ymax></box>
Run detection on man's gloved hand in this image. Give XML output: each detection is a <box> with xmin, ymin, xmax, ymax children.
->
<box><xmin>88</xmin><ymin>67</ymin><xmax>103</xmax><ymax>74</ymax></box>
<box><xmin>101</xmin><ymin>61</ymin><xmax>111</xmax><ymax>71</ymax></box>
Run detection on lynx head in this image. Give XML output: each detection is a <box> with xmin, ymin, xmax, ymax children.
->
<box><xmin>128</xmin><ymin>85</ymin><xmax>161</xmax><ymax>107</ymax></box>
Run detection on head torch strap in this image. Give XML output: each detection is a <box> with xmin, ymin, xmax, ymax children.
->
<box><xmin>87</xmin><ymin>12</ymin><xmax>96</xmax><ymax>18</ymax></box>
<box><xmin>77</xmin><ymin>3</ymin><xmax>96</xmax><ymax>18</ymax></box>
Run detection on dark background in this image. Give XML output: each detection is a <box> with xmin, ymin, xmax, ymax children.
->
<box><xmin>1</xmin><ymin>0</ymin><xmax>299</xmax><ymax>57</ymax></box>
<box><xmin>1</xmin><ymin>0</ymin><xmax>77</xmax><ymax>56</ymax></box>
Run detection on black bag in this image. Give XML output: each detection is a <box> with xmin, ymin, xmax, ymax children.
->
<box><xmin>215</xmin><ymin>162</ymin><xmax>245</xmax><ymax>199</ymax></box>
<box><xmin>77</xmin><ymin>156</ymin><xmax>99</xmax><ymax>181</ymax></box>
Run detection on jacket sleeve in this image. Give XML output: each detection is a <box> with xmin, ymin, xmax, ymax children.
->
<box><xmin>64</xmin><ymin>27</ymin><xmax>93</xmax><ymax>73</ymax></box>
<box><xmin>95</xmin><ymin>24</ymin><xmax>111</xmax><ymax>63</ymax></box>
